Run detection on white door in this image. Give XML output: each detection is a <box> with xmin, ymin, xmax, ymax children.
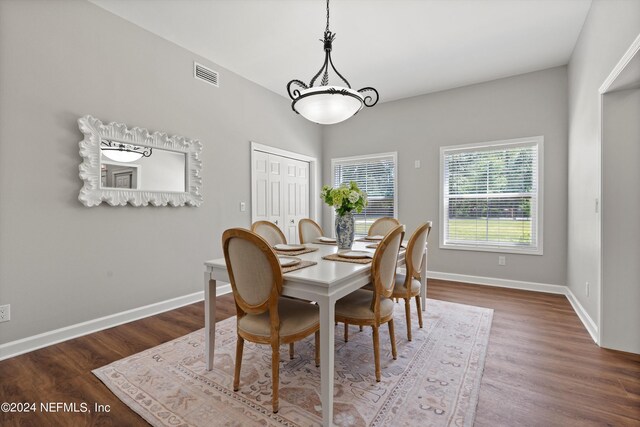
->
<box><xmin>252</xmin><ymin>151</ymin><xmax>309</xmax><ymax>244</ymax></box>
<box><xmin>283</xmin><ymin>158</ymin><xmax>310</xmax><ymax>244</ymax></box>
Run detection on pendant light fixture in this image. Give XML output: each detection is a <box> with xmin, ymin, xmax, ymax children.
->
<box><xmin>286</xmin><ymin>0</ymin><xmax>379</xmax><ymax>125</ymax></box>
<box><xmin>100</xmin><ymin>139</ymin><xmax>152</xmax><ymax>163</ymax></box>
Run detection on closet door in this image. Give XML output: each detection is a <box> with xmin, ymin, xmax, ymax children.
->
<box><xmin>283</xmin><ymin>159</ymin><xmax>309</xmax><ymax>244</ymax></box>
<box><xmin>252</xmin><ymin>151</ymin><xmax>270</xmax><ymax>223</ymax></box>
<box><xmin>252</xmin><ymin>151</ymin><xmax>309</xmax><ymax>244</ymax></box>
<box><xmin>267</xmin><ymin>155</ymin><xmax>284</xmax><ymax>229</ymax></box>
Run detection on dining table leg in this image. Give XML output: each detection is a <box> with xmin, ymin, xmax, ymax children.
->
<box><xmin>205</xmin><ymin>273</ymin><xmax>217</xmax><ymax>371</ymax></box>
<box><xmin>420</xmin><ymin>248</ymin><xmax>427</xmax><ymax>311</ymax></box>
<box><xmin>318</xmin><ymin>297</ymin><xmax>335</xmax><ymax>427</ymax></box>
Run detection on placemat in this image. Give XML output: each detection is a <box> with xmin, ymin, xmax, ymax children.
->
<box><xmin>282</xmin><ymin>260</ymin><xmax>317</xmax><ymax>273</ymax></box>
<box><xmin>274</xmin><ymin>246</ymin><xmax>319</xmax><ymax>256</ymax></box>
<box><xmin>322</xmin><ymin>253</ymin><xmax>373</xmax><ymax>264</ymax></box>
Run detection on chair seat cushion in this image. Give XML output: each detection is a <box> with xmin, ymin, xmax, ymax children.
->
<box><xmin>391</xmin><ymin>273</ymin><xmax>421</xmax><ymax>297</ymax></box>
<box><xmin>238</xmin><ymin>298</ymin><xmax>319</xmax><ymax>338</ymax></box>
<box><xmin>335</xmin><ymin>289</ymin><xmax>394</xmax><ymax>321</ymax></box>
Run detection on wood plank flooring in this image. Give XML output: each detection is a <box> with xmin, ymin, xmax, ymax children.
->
<box><xmin>0</xmin><ymin>280</ymin><xmax>638</xmax><ymax>426</ymax></box>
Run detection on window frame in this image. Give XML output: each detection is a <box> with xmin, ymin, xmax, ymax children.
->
<box><xmin>331</xmin><ymin>152</ymin><xmax>398</xmax><ymax>237</ymax></box>
<box><xmin>439</xmin><ymin>136</ymin><xmax>544</xmax><ymax>255</ymax></box>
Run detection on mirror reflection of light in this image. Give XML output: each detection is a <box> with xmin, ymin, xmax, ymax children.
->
<box><xmin>101</xmin><ymin>148</ymin><xmax>143</xmax><ymax>163</ymax></box>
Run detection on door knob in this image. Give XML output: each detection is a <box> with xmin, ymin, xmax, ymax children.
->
<box><xmin>274</xmin><ymin>220</ymin><xmax>278</xmax><ymax>225</ymax></box>
<box><xmin>290</xmin><ymin>219</ymin><xmax>295</xmax><ymax>224</ymax></box>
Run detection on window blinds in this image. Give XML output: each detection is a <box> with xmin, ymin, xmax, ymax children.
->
<box><xmin>332</xmin><ymin>154</ymin><xmax>397</xmax><ymax>235</ymax></box>
<box><xmin>442</xmin><ymin>140</ymin><xmax>540</xmax><ymax>252</ymax></box>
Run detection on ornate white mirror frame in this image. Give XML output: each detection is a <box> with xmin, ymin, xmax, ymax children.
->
<box><xmin>78</xmin><ymin>115</ymin><xmax>203</xmax><ymax>207</ymax></box>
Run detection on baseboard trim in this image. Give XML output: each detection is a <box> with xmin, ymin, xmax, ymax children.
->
<box><xmin>427</xmin><ymin>271</ymin><xmax>567</xmax><ymax>294</ymax></box>
<box><xmin>564</xmin><ymin>287</ymin><xmax>599</xmax><ymax>344</ymax></box>
<box><xmin>0</xmin><ymin>284</ymin><xmax>232</xmax><ymax>362</ymax></box>
<box><xmin>427</xmin><ymin>270</ymin><xmax>599</xmax><ymax>345</ymax></box>
<box><xmin>1</xmin><ymin>272</ymin><xmax>600</xmax><ymax>361</ymax></box>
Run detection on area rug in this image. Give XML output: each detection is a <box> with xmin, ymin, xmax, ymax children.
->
<box><xmin>94</xmin><ymin>299</ymin><xmax>493</xmax><ymax>427</ymax></box>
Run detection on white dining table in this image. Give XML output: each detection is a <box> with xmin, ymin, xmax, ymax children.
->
<box><xmin>203</xmin><ymin>240</ymin><xmax>427</xmax><ymax>427</ymax></box>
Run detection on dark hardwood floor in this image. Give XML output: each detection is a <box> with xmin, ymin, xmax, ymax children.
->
<box><xmin>1</xmin><ymin>280</ymin><xmax>638</xmax><ymax>426</ymax></box>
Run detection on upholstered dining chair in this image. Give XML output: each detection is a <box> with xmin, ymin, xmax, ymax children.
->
<box><xmin>222</xmin><ymin>228</ymin><xmax>320</xmax><ymax>413</ymax></box>
<box><xmin>251</xmin><ymin>220</ymin><xmax>287</xmax><ymax>246</ymax></box>
<box><xmin>298</xmin><ymin>218</ymin><xmax>324</xmax><ymax>243</ymax></box>
<box><xmin>368</xmin><ymin>217</ymin><xmax>401</xmax><ymax>237</ymax></box>
<box><xmin>390</xmin><ymin>222</ymin><xmax>432</xmax><ymax>341</ymax></box>
<box><xmin>334</xmin><ymin>224</ymin><xmax>404</xmax><ymax>382</ymax></box>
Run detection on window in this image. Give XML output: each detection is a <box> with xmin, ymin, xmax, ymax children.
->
<box><xmin>440</xmin><ymin>137</ymin><xmax>543</xmax><ymax>254</ymax></box>
<box><xmin>332</xmin><ymin>152</ymin><xmax>397</xmax><ymax>236</ymax></box>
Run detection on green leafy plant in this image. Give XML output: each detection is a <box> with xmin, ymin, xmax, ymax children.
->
<box><xmin>320</xmin><ymin>181</ymin><xmax>368</xmax><ymax>216</ymax></box>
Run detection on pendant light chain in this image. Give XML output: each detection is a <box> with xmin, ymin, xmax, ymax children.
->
<box><xmin>325</xmin><ymin>0</ymin><xmax>330</xmax><ymax>33</ymax></box>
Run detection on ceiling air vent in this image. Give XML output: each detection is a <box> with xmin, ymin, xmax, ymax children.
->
<box><xmin>194</xmin><ymin>62</ymin><xmax>219</xmax><ymax>87</ymax></box>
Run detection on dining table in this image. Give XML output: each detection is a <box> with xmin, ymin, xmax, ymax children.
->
<box><xmin>203</xmin><ymin>239</ymin><xmax>427</xmax><ymax>427</ymax></box>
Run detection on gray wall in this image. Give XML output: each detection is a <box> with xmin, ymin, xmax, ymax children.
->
<box><xmin>0</xmin><ymin>0</ymin><xmax>321</xmax><ymax>344</ymax></box>
<box><xmin>602</xmin><ymin>89</ymin><xmax>640</xmax><ymax>353</ymax></box>
<box><xmin>323</xmin><ymin>67</ymin><xmax>568</xmax><ymax>286</ymax></box>
<box><xmin>567</xmin><ymin>0</ymin><xmax>640</xmax><ymax>324</ymax></box>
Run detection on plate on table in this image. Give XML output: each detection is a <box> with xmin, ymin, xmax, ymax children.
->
<box><xmin>318</xmin><ymin>237</ymin><xmax>337</xmax><ymax>243</ymax></box>
<box><xmin>274</xmin><ymin>244</ymin><xmax>305</xmax><ymax>251</ymax></box>
<box><xmin>278</xmin><ymin>256</ymin><xmax>301</xmax><ymax>267</ymax></box>
<box><xmin>364</xmin><ymin>235</ymin><xmax>384</xmax><ymax>241</ymax></box>
<box><xmin>338</xmin><ymin>251</ymin><xmax>374</xmax><ymax>259</ymax></box>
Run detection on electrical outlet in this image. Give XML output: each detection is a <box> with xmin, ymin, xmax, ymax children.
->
<box><xmin>414</xmin><ymin>160</ymin><xmax>421</xmax><ymax>169</ymax></box>
<box><xmin>240</xmin><ymin>202</ymin><xmax>246</xmax><ymax>212</ymax></box>
<box><xmin>0</xmin><ymin>304</ymin><xmax>10</xmax><ymax>323</ymax></box>
<box><xmin>586</xmin><ymin>282</ymin><xmax>590</xmax><ymax>297</ymax></box>
<box><xmin>498</xmin><ymin>256</ymin><xmax>506</xmax><ymax>266</ymax></box>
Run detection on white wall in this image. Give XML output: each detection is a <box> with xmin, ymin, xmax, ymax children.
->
<box><xmin>0</xmin><ymin>0</ymin><xmax>321</xmax><ymax>344</ymax></box>
<box><xmin>567</xmin><ymin>0</ymin><xmax>640</xmax><ymax>326</ymax></box>
<box><xmin>323</xmin><ymin>67</ymin><xmax>568</xmax><ymax>286</ymax></box>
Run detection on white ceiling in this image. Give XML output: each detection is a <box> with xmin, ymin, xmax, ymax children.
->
<box><xmin>90</xmin><ymin>0</ymin><xmax>592</xmax><ymax>103</ymax></box>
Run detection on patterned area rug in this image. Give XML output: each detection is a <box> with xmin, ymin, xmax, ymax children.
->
<box><xmin>94</xmin><ymin>299</ymin><xmax>493</xmax><ymax>427</ymax></box>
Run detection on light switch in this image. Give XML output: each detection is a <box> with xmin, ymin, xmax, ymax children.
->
<box><xmin>414</xmin><ymin>160</ymin><xmax>421</xmax><ymax>169</ymax></box>
<box><xmin>240</xmin><ymin>202</ymin><xmax>246</xmax><ymax>212</ymax></box>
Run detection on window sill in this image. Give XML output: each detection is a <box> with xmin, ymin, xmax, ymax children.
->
<box><xmin>439</xmin><ymin>243</ymin><xmax>543</xmax><ymax>256</ymax></box>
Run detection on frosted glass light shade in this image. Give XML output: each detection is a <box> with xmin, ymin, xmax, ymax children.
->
<box><xmin>101</xmin><ymin>147</ymin><xmax>143</xmax><ymax>163</ymax></box>
<box><xmin>292</xmin><ymin>86</ymin><xmax>364</xmax><ymax>125</ymax></box>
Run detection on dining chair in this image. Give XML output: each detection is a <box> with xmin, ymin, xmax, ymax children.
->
<box><xmin>222</xmin><ymin>228</ymin><xmax>320</xmax><ymax>413</ymax></box>
<box><xmin>368</xmin><ymin>217</ymin><xmax>401</xmax><ymax>237</ymax></box>
<box><xmin>298</xmin><ymin>218</ymin><xmax>324</xmax><ymax>243</ymax></box>
<box><xmin>334</xmin><ymin>224</ymin><xmax>404</xmax><ymax>382</ymax></box>
<box><xmin>251</xmin><ymin>220</ymin><xmax>287</xmax><ymax>246</ymax></box>
<box><xmin>390</xmin><ymin>222</ymin><xmax>432</xmax><ymax>341</ymax></box>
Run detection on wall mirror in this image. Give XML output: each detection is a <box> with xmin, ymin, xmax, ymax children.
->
<box><xmin>78</xmin><ymin>115</ymin><xmax>203</xmax><ymax>207</ymax></box>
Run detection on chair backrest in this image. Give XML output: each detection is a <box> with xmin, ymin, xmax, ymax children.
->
<box><xmin>406</xmin><ymin>222</ymin><xmax>432</xmax><ymax>280</ymax></box>
<box><xmin>371</xmin><ymin>224</ymin><xmax>405</xmax><ymax>300</ymax></box>
<box><xmin>298</xmin><ymin>218</ymin><xmax>324</xmax><ymax>243</ymax></box>
<box><xmin>368</xmin><ymin>217</ymin><xmax>401</xmax><ymax>237</ymax></box>
<box><xmin>251</xmin><ymin>221</ymin><xmax>287</xmax><ymax>246</ymax></box>
<box><xmin>222</xmin><ymin>228</ymin><xmax>282</xmax><ymax>316</ymax></box>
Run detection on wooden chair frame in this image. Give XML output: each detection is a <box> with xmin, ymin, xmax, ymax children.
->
<box><xmin>335</xmin><ymin>224</ymin><xmax>405</xmax><ymax>382</ymax></box>
<box><xmin>368</xmin><ymin>217</ymin><xmax>401</xmax><ymax>237</ymax></box>
<box><xmin>298</xmin><ymin>218</ymin><xmax>324</xmax><ymax>244</ymax></box>
<box><xmin>222</xmin><ymin>228</ymin><xmax>319</xmax><ymax>413</ymax></box>
<box><xmin>391</xmin><ymin>222</ymin><xmax>432</xmax><ymax>341</ymax></box>
<box><xmin>250</xmin><ymin>220</ymin><xmax>287</xmax><ymax>246</ymax></box>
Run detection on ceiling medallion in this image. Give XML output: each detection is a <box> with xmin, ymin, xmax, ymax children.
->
<box><xmin>286</xmin><ymin>0</ymin><xmax>379</xmax><ymax>125</ymax></box>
